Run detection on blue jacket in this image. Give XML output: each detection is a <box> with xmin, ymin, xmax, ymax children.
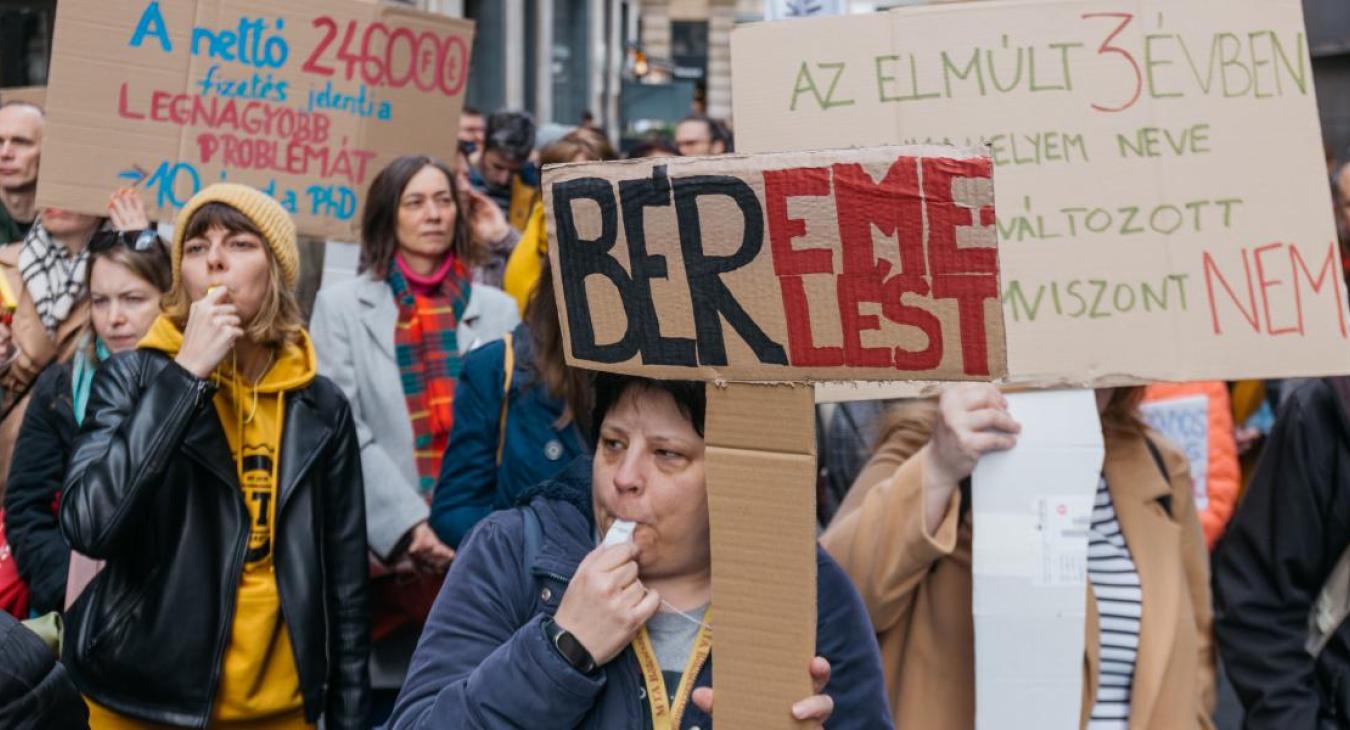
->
<box><xmin>391</xmin><ymin>458</ymin><xmax>894</xmax><ymax>729</ymax></box>
<box><xmin>429</xmin><ymin>325</ymin><xmax>588</xmax><ymax>547</ymax></box>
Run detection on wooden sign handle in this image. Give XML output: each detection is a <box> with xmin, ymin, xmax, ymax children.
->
<box><xmin>705</xmin><ymin>383</ymin><xmax>817</xmax><ymax>728</ymax></box>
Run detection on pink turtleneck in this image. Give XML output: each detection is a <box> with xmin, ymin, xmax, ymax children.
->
<box><xmin>395</xmin><ymin>252</ymin><xmax>456</xmax><ymax>296</ymax></box>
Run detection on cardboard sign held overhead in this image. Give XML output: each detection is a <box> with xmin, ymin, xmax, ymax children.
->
<box><xmin>544</xmin><ymin>145</ymin><xmax>1006</xmax><ymax>383</ymax></box>
<box><xmin>38</xmin><ymin>0</ymin><xmax>472</xmax><ymax>240</ymax></box>
<box><xmin>732</xmin><ymin>0</ymin><xmax>1350</xmax><ymax>387</ymax></box>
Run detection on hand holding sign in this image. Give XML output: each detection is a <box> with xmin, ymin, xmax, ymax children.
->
<box><xmin>922</xmin><ymin>383</ymin><xmax>1021</xmax><ymax>532</ymax></box>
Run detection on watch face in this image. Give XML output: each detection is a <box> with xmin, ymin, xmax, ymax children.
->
<box><xmin>557</xmin><ymin>629</ymin><xmax>595</xmax><ymax>672</ymax></box>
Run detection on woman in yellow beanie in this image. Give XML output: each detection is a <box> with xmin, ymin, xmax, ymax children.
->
<box><xmin>60</xmin><ymin>183</ymin><xmax>370</xmax><ymax>729</ymax></box>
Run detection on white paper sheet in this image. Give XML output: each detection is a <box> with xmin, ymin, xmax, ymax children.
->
<box><xmin>972</xmin><ymin>389</ymin><xmax>1105</xmax><ymax>730</ymax></box>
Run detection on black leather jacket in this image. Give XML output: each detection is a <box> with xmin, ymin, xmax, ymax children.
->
<box><xmin>59</xmin><ymin>350</ymin><xmax>370</xmax><ymax>728</ymax></box>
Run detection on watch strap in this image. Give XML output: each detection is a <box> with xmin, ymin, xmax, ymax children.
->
<box><xmin>543</xmin><ymin>617</ymin><xmax>598</xmax><ymax>675</ymax></box>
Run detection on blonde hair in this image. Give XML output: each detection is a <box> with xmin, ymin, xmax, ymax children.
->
<box><xmin>162</xmin><ymin>204</ymin><xmax>303</xmax><ymax>348</ymax></box>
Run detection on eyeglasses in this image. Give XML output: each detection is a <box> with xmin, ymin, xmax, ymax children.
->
<box><xmin>89</xmin><ymin>229</ymin><xmax>162</xmax><ymax>253</ymax></box>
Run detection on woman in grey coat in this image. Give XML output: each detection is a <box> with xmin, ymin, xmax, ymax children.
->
<box><xmin>310</xmin><ymin>155</ymin><xmax>519</xmax><ymax>721</ymax></box>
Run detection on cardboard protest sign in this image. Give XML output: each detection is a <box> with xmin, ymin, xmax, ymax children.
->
<box><xmin>38</xmin><ymin>0</ymin><xmax>471</xmax><ymax>240</ymax></box>
<box><xmin>732</xmin><ymin>0</ymin><xmax>1349</xmax><ymax>387</ymax></box>
<box><xmin>1141</xmin><ymin>394</ymin><xmax>1212</xmax><ymax>508</ymax></box>
<box><xmin>0</xmin><ymin>87</ymin><xmax>47</xmax><ymax>109</ymax></box>
<box><xmin>544</xmin><ymin>145</ymin><xmax>1006</xmax><ymax>383</ymax></box>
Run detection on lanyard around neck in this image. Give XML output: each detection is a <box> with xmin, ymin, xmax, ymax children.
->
<box><xmin>631</xmin><ymin>609</ymin><xmax>713</xmax><ymax>730</ymax></box>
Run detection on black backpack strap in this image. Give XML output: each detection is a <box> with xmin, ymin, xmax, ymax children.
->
<box><xmin>1143</xmin><ymin>435</ymin><xmax>1174</xmax><ymax>518</ymax></box>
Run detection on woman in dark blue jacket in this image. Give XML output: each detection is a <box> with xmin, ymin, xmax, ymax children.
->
<box><xmin>428</xmin><ymin>253</ymin><xmax>591</xmax><ymax>547</ymax></box>
<box><xmin>392</xmin><ymin>375</ymin><xmax>893</xmax><ymax>729</ymax></box>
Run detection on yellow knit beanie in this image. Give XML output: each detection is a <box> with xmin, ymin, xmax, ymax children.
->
<box><xmin>171</xmin><ymin>183</ymin><xmax>299</xmax><ymax>289</ymax></box>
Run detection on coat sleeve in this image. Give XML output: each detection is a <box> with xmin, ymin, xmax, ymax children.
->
<box><xmin>1213</xmin><ymin>388</ymin><xmax>1336</xmax><ymax>728</ymax></box>
<box><xmin>389</xmin><ymin>513</ymin><xmax>605</xmax><ymax>729</ymax></box>
<box><xmin>321</xmin><ymin>399</ymin><xmax>372</xmax><ymax>730</ymax></box>
<box><xmin>820</xmin><ymin>401</ymin><xmax>961</xmax><ymax>635</ymax></box>
<box><xmin>1159</xmin><ymin>435</ymin><xmax>1218</xmax><ymax>728</ymax></box>
<box><xmin>814</xmin><ymin>547</ymin><xmax>896</xmax><ymax>728</ymax></box>
<box><xmin>59</xmin><ymin>354</ymin><xmax>214</xmax><ymax>559</ymax></box>
<box><xmin>428</xmin><ymin>343</ymin><xmax>505</xmax><ymax>548</ymax></box>
<box><xmin>3</xmin><ymin>367</ymin><xmax>71</xmax><ymax>614</ymax></box>
<box><xmin>310</xmin><ymin>288</ymin><xmax>427</xmax><ymax>561</ymax></box>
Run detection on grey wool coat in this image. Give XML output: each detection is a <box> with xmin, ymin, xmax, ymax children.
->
<box><xmin>309</xmin><ymin>274</ymin><xmax>520</xmax><ymax>560</ymax></box>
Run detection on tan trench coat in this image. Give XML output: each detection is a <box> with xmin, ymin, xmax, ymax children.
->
<box><xmin>821</xmin><ymin>401</ymin><xmax>1216</xmax><ymax>730</ymax></box>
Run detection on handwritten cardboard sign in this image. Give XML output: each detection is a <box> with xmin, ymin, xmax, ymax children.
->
<box><xmin>37</xmin><ymin>0</ymin><xmax>472</xmax><ymax>240</ymax></box>
<box><xmin>732</xmin><ymin>0</ymin><xmax>1350</xmax><ymax>386</ymax></box>
<box><xmin>544</xmin><ymin>145</ymin><xmax>1007</xmax><ymax>382</ymax></box>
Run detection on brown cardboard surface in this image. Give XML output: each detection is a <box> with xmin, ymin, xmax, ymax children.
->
<box><xmin>38</xmin><ymin>0</ymin><xmax>471</xmax><ymax>240</ymax></box>
<box><xmin>706</xmin><ymin>383</ymin><xmax>817</xmax><ymax>730</ymax></box>
<box><xmin>0</xmin><ymin>87</ymin><xmax>47</xmax><ymax>108</ymax></box>
<box><xmin>544</xmin><ymin>145</ymin><xmax>1007</xmax><ymax>383</ymax></box>
<box><xmin>732</xmin><ymin>0</ymin><xmax>1350</xmax><ymax>387</ymax></box>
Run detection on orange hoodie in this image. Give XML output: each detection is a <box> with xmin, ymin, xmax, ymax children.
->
<box><xmin>1142</xmin><ymin>381</ymin><xmax>1240</xmax><ymax>549</ymax></box>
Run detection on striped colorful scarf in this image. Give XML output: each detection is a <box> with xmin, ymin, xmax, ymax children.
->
<box><xmin>388</xmin><ymin>256</ymin><xmax>472</xmax><ymax>494</ymax></box>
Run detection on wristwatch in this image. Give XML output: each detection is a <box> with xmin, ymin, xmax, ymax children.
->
<box><xmin>542</xmin><ymin>617</ymin><xmax>598</xmax><ymax>675</ymax></box>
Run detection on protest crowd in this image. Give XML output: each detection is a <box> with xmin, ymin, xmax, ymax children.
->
<box><xmin>2</xmin><ymin>2</ymin><xmax>1350</xmax><ymax>730</ymax></box>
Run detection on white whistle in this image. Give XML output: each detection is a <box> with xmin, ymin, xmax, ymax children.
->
<box><xmin>602</xmin><ymin>519</ymin><xmax>636</xmax><ymax>548</ymax></box>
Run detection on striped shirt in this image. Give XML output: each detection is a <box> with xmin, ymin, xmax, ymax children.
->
<box><xmin>1087</xmin><ymin>477</ymin><xmax>1142</xmax><ymax>729</ymax></box>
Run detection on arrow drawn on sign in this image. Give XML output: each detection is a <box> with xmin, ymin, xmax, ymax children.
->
<box><xmin>117</xmin><ymin>164</ymin><xmax>148</xmax><ymax>187</ymax></box>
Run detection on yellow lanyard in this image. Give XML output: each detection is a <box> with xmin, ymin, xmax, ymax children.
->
<box><xmin>631</xmin><ymin>610</ymin><xmax>713</xmax><ymax>730</ymax></box>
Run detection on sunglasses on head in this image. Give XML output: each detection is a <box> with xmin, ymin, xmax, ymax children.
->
<box><xmin>89</xmin><ymin>229</ymin><xmax>161</xmax><ymax>253</ymax></box>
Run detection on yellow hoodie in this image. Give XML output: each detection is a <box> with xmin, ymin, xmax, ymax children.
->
<box><xmin>87</xmin><ymin>316</ymin><xmax>318</xmax><ymax>730</ymax></box>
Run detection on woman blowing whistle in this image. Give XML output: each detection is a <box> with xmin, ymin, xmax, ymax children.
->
<box><xmin>60</xmin><ymin>184</ymin><xmax>369</xmax><ymax>729</ymax></box>
<box><xmin>389</xmin><ymin>374</ymin><xmax>893</xmax><ymax>729</ymax></box>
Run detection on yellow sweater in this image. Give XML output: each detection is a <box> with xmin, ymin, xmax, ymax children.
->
<box><xmin>88</xmin><ymin>317</ymin><xmax>317</xmax><ymax>729</ymax></box>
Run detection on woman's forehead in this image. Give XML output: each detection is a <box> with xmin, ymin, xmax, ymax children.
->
<box><xmin>604</xmin><ymin>386</ymin><xmax>699</xmax><ymax>439</ymax></box>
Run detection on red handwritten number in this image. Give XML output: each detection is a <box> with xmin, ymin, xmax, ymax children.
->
<box><xmin>361</xmin><ymin>22</ymin><xmax>389</xmax><ymax>85</ymax></box>
<box><xmin>336</xmin><ymin>21</ymin><xmax>363</xmax><ymax>80</ymax></box>
<box><xmin>385</xmin><ymin>27</ymin><xmax>417</xmax><ymax>88</ymax></box>
<box><xmin>302</xmin><ymin>17</ymin><xmax>338</xmax><ymax>76</ymax></box>
<box><xmin>1082</xmin><ymin>12</ymin><xmax>1141</xmax><ymax>113</ymax></box>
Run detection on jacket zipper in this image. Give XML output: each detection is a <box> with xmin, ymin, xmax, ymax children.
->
<box><xmin>196</xmin><ymin>489</ymin><xmax>250</xmax><ymax>727</ymax></box>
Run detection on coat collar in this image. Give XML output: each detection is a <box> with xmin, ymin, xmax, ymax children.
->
<box><xmin>1093</xmin><ymin>426</ymin><xmax>1180</xmax><ymax>730</ymax></box>
<box><xmin>522</xmin><ymin>457</ymin><xmax>597</xmax><ymax>580</ymax></box>
<box><xmin>353</xmin><ymin>273</ymin><xmax>482</xmax><ymax>360</ymax></box>
<box><xmin>180</xmin><ymin>383</ymin><xmax>335</xmax><ymax>515</ymax></box>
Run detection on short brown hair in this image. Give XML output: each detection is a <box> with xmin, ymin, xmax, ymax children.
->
<box><xmin>162</xmin><ymin>202</ymin><xmax>303</xmax><ymax>347</ymax></box>
<box><xmin>87</xmin><ymin>236</ymin><xmax>172</xmax><ymax>294</ymax></box>
<box><xmin>359</xmin><ymin>155</ymin><xmax>469</xmax><ymax>278</ymax></box>
<box><xmin>1100</xmin><ymin>386</ymin><xmax>1148</xmax><ymax>434</ymax></box>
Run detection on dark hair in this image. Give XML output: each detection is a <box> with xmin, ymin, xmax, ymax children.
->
<box><xmin>1100</xmin><ymin>386</ymin><xmax>1148</xmax><ymax>435</ymax></box>
<box><xmin>626</xmin><ymin>136</ymin><xmax>679</xmax><ymax>159</ymax></box>
<box><xmin>678</xmin><ymin>115</ymin><xmax>732</xmax><ymax>152</ymax></box>
<box><xmin>462</xmin><ymin>105</ymin><xmax>482</xmax><ymax>117</ymax></box>
<box><xmin>484</xmin><ymin>111</ymin><xmax>536</xmax><ymax>163</ymax></box>
<box><xmin>181</xmin><ymin>202</ymin><xmax>263</xmax><ymax>244</ymax></box>
<box><xmin>358</xmin><ymin>155</ymin><xmax>471</xmax><ymax>278</ymax></box>
<box><xmin>591</xmin><ymin>374</ymin><xmax>706</xmax><ymax>444</ymax></box>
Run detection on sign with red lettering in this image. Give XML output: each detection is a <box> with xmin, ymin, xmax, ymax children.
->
<box><xmin>733</xmin><ymin>0</ymin><xmax>1350</xmax><ymax>385</ymax></box>
<box><xmin>37</xmin><ymin>0</ymin><xmax>471</xmax><ymax>239</ymax></box>
<box><xmin>544</xmin><ymin>146</ymin><xmax>1006</xmax><ymax>382</ymax></box>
